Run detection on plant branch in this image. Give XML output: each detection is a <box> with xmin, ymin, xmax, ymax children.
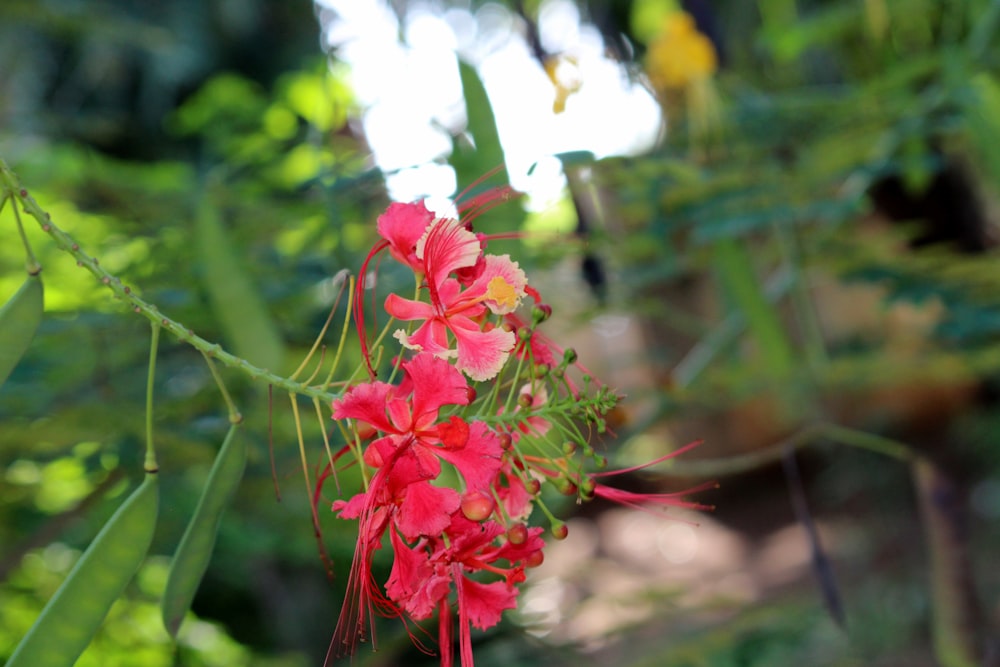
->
<box><xmin>0</xmin><ymin>157</ymin><xmax>340</xmax><ymax>403</ymax></box>
<box><xmin>650</xmin><ymin>421</ymin><xmax>917</xmax><ymax>478</ymax></box>
<box><xmin>145</xmin><ymin>322</ymin><xmax>161</xmax><ymax>473</ymax></box>
<box><xmin>913</xmin><ymin>458</ymin><xmax>982</xmax><ymax>667</ymax></box>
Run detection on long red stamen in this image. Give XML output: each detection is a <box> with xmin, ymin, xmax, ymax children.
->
<box><xmin>327</xmin><ymin>471</ymin><xmax>394</xmax><ymax>662</ymax></box>
<box><xmin>312</xmin><ymin>453</ymin><xmax>354</xmax><ymax>582</ymax></box>
<box><xmin>453</xmin><ymin>563</ymin><xmax>476</xmax><ymax>667</ymax></box>
<box><xmin>438</xmin><ymin>597</ymin><xmax>454</xmax><ymax>667</ymax></box>
<box><xmin>591</xmin><ymin>439</ymin><xmax>705</xmax><ymax>477</ymax></box>
<box><xmin>356</xmin><ymin>240</ymin><xmax>390</xmax><ymax>379</ymax></box>
<box><xmin>593</xmin><ymin>483</ymin><xmax>717</xmax><ymax>514</ymax></box>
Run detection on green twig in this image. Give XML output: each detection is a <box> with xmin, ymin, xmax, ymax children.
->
<box><xmin>145</xmin><ymin>322</ymin><xmax>161</xmax><ymax>473</ymax></box>
<box><xmin>819</xmin><ymin>423</ymin><xmax>916</xmax><ymax>462</ymax></box>
<box><xmin>913</xmin><ymin>458</ymin><xmax>982</xmax><ymax>667</ymax></box>
<box><xmin>201</xmin><ymin>350</ymin><xmax>242</xmax><ymax>424</ymax></box>
<box><xmin>4</xmin><ymin>187</ymin><xmax>41</xmax><ymax>274</ymax></box>
<box><xmin>650</xmin><ymin>421</ymin><xmax>916</xmax><ymax>478</ymax></box>
<box><xmin>0</xmin><ymin>158</ymin><xmax>339</xmax><ymax>404</ymax></box>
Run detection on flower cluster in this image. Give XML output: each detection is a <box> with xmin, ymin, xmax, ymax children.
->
<box><xmin>324</xmin><ymin>191</ymin><xmax>704</xmax><ymax>667</ymax></box>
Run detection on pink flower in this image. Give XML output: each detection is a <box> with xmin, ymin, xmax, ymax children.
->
<box><xmin>387</xmin><ymin>249</ymin><xmax>527</xmax><ymax>381</ymax></box>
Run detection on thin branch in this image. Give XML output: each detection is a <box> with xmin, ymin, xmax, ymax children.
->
<box><xmin>0</xmin><ymin>158</ymin><xmax>339</xmax><ymax>403</ymax></box>
<box><xmin>651</xmin><ymin>421</ymin><xmax>916</xmax><ymax>478</ymax></box>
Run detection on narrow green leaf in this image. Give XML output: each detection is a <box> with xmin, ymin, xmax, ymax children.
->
<box><xmin>196</xmin><ymin>196</ymin><xmax>285</xmax><ymax>373</ymax></box>
<box><xmin>162</xmin><ymin>424</ymin><xmax>246</xmax><ymax>637</ymax></box>
<box><xmin>0</xmin><ymin>274</ymin><xmax>43</xmax><ymax>389</ymax></box>
<box><xmin>966</xmin><ymin>73</ymin><xmax>1000</xmax><ymax>188</ymax></box>
<box><xmin>450</xmin><ymin>60</ymin><xmax>506</xmax><ymax>185</ymax></box>
<box><xmin>713</xmin><ymin>238</ymin><xmax>795</xmax><ymax>376</ymax></box>
<box><xmin>7</xmin><ymin>474</ymin><xmax>159</xmax><ymax>667</ymax></box>
<box><xmin>449</xmin><ymin>61</ymin><xmax>524</xmax><ymax>237</ymax></box>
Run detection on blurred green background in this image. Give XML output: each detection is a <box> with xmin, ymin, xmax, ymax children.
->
<box><xmin>2</xmin><ymin>1</ymin><xmax>1000</xmax><ymax>665</ymax></box>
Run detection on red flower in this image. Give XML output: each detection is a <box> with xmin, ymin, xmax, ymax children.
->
<box><xmin>384</xmin><ymin>511</ymin><xmax>545</xmax><ymax>667</ymax></box>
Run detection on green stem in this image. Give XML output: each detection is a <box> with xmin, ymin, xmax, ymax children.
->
<box><xmin>649</xmin><ymin>421</ymin><xmax>916</xmax><ymax>478</ymax></box>
<box><xmin>0</xmin><ymin>158</ymin><xmax>339</xmax><ymax>404</ymax></box>
<box><xmin>819</xmin><ymin>423</ymin><xmax>915</xmax><ymax>462</ymax></box>
<box><xmin>913</xmin><ymin>458</ymin><xmax>981</xmax><ymax>667</ymax></box>
<box><xmin>145</xmin><ymin>323</ymin><xmax>161</xmax><ymax>473</ymax></box>
<box><xmin>321</xmin><ymin>272</ymin><xmax>355</xmax><ymax>390</ymax></box>
<box><xmin>201</xmin><ymin>351</ymin><xmax>242</xmax><ymax>424</ymax></box>
<box><xmin>5</xmin><ymin>189</ymin><xmax>42</xmax><ymax>274</ymax></box>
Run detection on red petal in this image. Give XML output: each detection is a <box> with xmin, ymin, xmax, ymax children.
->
<box><xmin>385</xmin><ymin>292</ymin><xmax>435</xmax><ymax>322</ymax></box>
<box><xmin>386</xmin><ymin>529</ymin><xmax>437</xmax><ymax>616</ymax></box>
<box><xmin>436</xmin><ymin>415</ymin><xmax>470</xmax><ymax>449</ymax></box>
<box><xmin>396</xmin><ymin>481</ymin><xmax>460</xmax><ymax>540</ymax></box>
<box><xmin>404</xmin><ymin>353</ymin><xmax>470</xmax><ymax>424</ymax></box>
<box><xmin>418</xmin><ymin>218</ymin><xmax>481</xmax><ymax>288</ymax></box>
<box><xmin>450</xmin><ymin>317</ymin><xmax>514</xmax><ymax>381</ymax></box>
<box><xmin>436</xmin><ymin>421</ymin><xmax>503</xmax><ymax>493</ymax></box>
<box><xmin>377</xmin><ymin>201</ymin><xmax>434</xmax><ymax>271</ymax></box>
<box><xmin>332</xmin><ymin>381</ymin><xmax>397</xmax><ymax>433</ymax></box>
<box><xmin>459</xmin><ymin>577</ymin><xmax>517</xmax><ymax>630</ymax></box>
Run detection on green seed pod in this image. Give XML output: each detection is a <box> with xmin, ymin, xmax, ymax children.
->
<box><xmin>162</xmin><ymin>424</ymin><xmax>246</xmax><ymax>637</ymax></box>
<box><xmin>0</xmin><ymin>274</ymin><xmax>43</xmax><ymax>389</ymax></box>
<box><xmin>7</xmin><ymin>473</ymin><xmax>159</xmax><ymax>667</ymax></box>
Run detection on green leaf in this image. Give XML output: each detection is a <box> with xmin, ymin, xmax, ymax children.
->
<box><xmin>0</xmin><ymin>274</ymin><xmax>43</xmax><ymax>389</ymax></box>
<box><xmin>162</xmin><ymin>424</ymin><xmax>246</xmax><ymax>637</ymax></box>
<box><xmin>966</xmin><ymin>73</ymin><xmax>1000</xmax><ymax>187</ymax></box>
<box><xmin>713</xmin><ymin>238</ymin><xmax>795</xmax><ymax>376</ymax></box>
<box><xmin>449</xmin><ymin>60</ymin><xmax>524</xmax><ymax>239</ymax></box>
<box><xmin>450</xmin><ymin>60</ymin><xmax>507</xmax><ymax>192</ymax></box>
<box><xmin>195</xmin><ymin>195</ymin><xmax>286</xmax><ymax>372</ymax></box>
<box><xmin>7</xmin><ymin>474</ymin><xmax>159</xmax><ymax>667</ymax></box>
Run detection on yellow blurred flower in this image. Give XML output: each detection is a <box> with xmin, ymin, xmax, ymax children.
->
<box><xmin>645</xmin><ymin>11</ymin><xmax>718</xmax><ymax>92</ymax></box>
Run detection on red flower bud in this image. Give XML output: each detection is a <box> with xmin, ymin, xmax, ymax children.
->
<box><xmin>460</xmin><ymin>491</ymin><xmax>495</xmax><ymax>521</ymax></box>
<box><xmin>507</xmin><ymin>523</ymin><xmax>528</xmax><ymax>545</ymax></box>
<box><xmin>499</xmin><ymin>433</ymin><xmax>513</xmax><ymax>450</ymax></box>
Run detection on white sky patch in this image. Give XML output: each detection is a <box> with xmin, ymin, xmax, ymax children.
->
<box><xmin>315</xmin><ymin>0</ymin><xmax>662</xmax><ymax>205</ymax></box>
